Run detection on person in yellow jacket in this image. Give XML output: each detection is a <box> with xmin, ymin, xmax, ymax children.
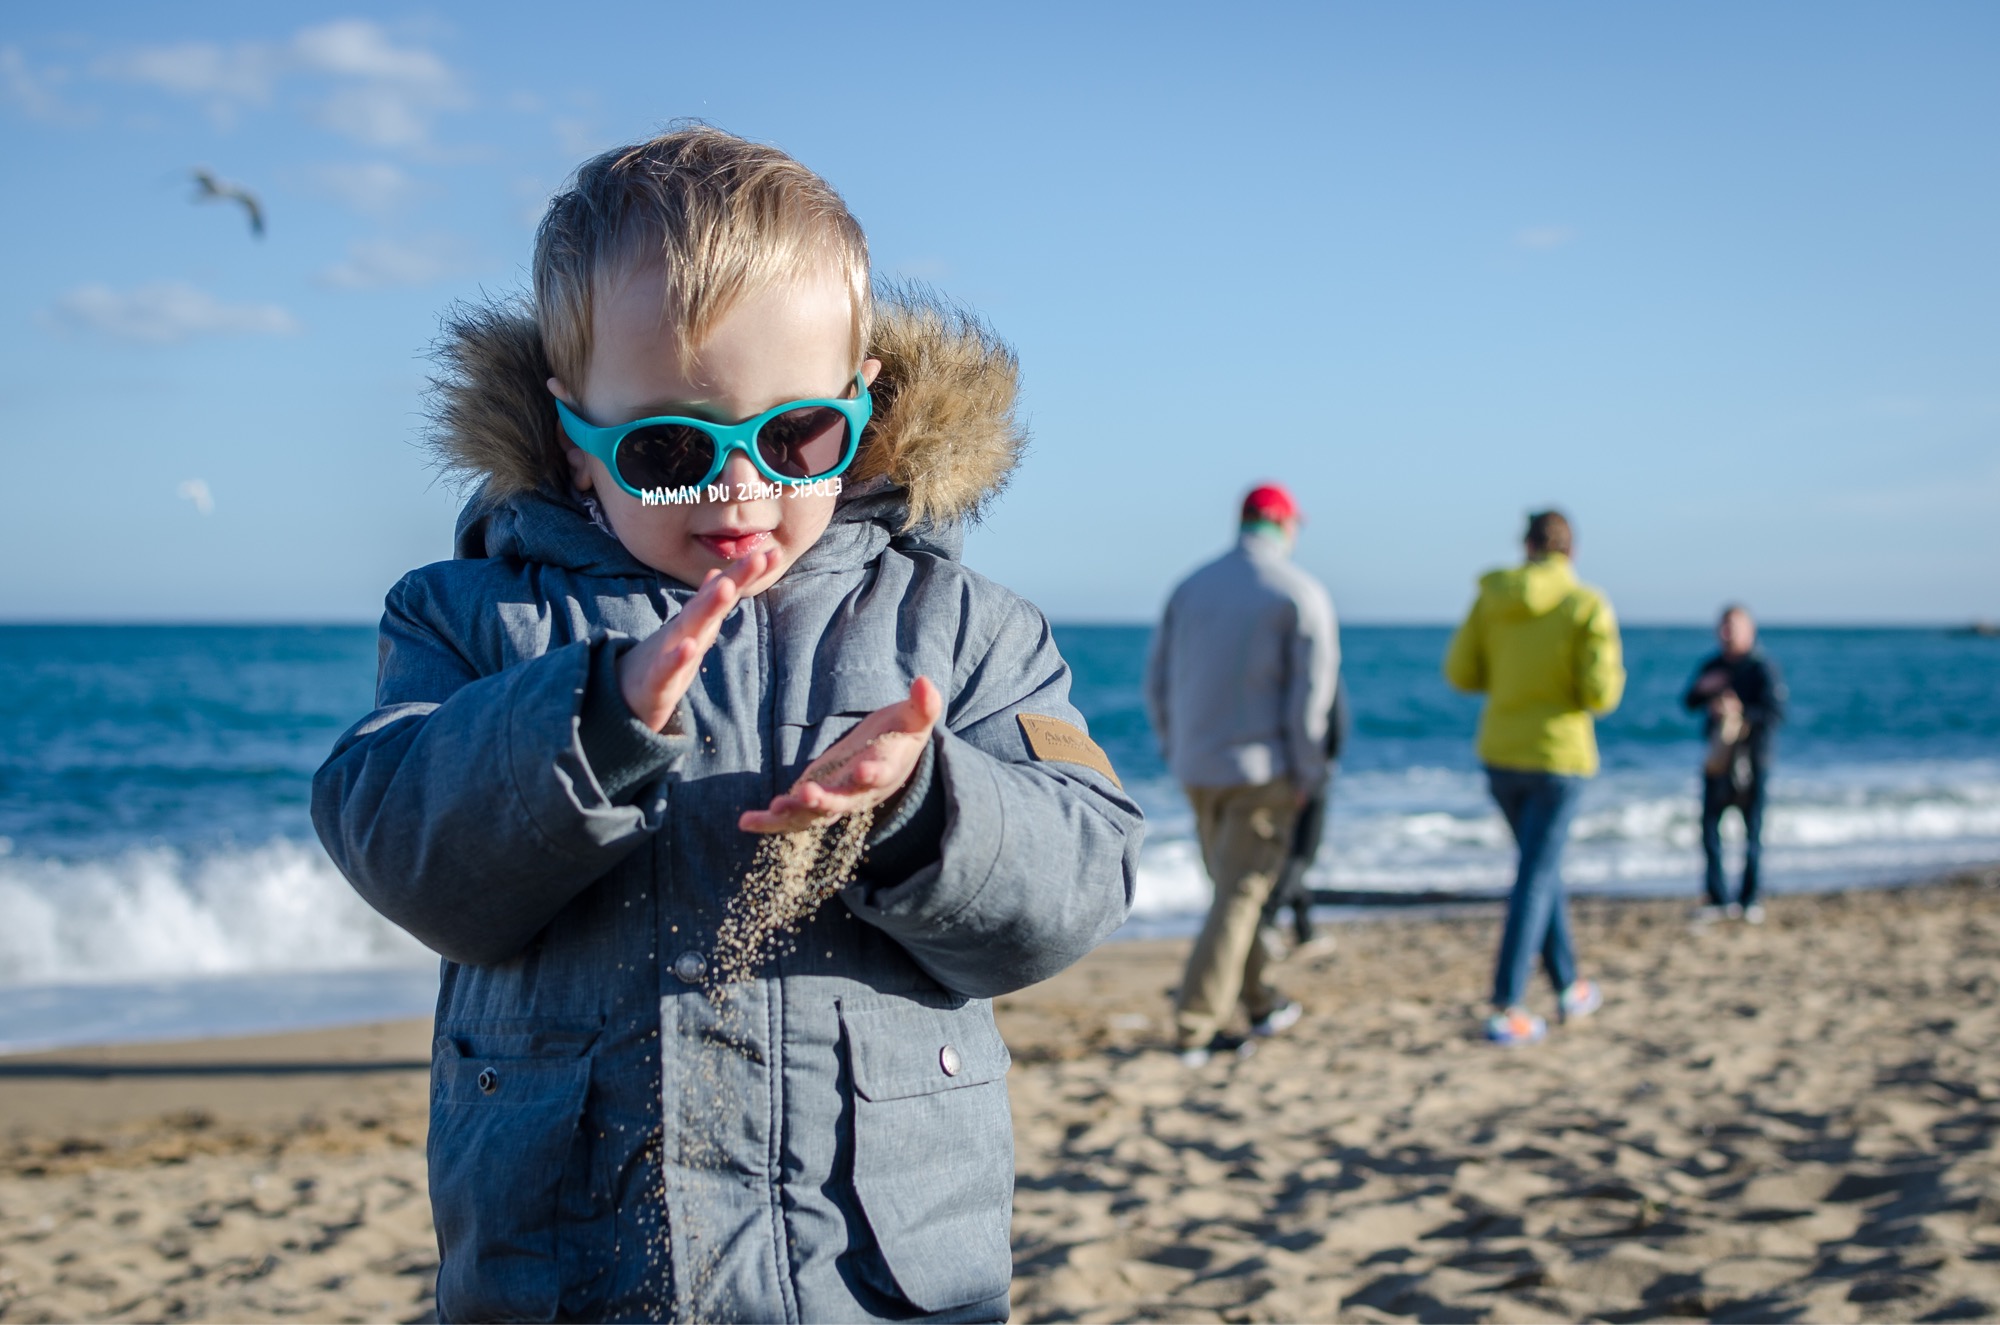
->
<box><xmin>1445</xmin><ymin>510</ymin><xmax>1625</xmax><ymax>1046</ymax></box>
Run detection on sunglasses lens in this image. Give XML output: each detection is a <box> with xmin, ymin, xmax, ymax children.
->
<box><xmin>756</xmin><ymin>406</ymin><xmax>850</xmax><ymax>480</ymax></box>
<box><xmin>615</xmin><ymin>424</ymin><xmax>715</xmax><ymax>493</ymax></box>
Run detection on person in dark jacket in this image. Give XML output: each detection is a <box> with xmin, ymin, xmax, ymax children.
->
<box><xmin>1683</xmin><ymin>604</ymin><xmax>1786</xmax><ymax>922</ymax></box>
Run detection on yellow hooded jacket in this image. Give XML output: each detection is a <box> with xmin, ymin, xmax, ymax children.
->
<box><xmin>1443</xmin><ymin>553</ymin><xmax>1625</xmax><ymax>776</ymax></box>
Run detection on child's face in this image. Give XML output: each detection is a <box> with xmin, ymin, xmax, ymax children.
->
<box><xmin>550</xmin><ymin>262</ymin><xmax>878</xmax><ymax>594</ymax></box>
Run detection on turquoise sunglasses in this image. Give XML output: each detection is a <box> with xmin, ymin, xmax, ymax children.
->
<box><xmin>553</xmin><ymin>373</ymin><xmax>872</xmax><ymax>499</ymax></box>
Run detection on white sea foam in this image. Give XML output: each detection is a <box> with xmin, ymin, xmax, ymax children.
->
<box><xmin>1127</xmin><ymin>759</ymin><xmax>2000</xmax><ymax>922</ymax></box>
<box><xmin>2</xmin><ymin>761</ymin><xmax>1995</xmax><ymax>1047</ymax></box>
<box><xmin>0</xmin><ymin>838</ymin><xmax>429</xmax><ymax>985</ymax></box>
<box><xmin>6</xmin><ymin>764</ymin><xmax>1993</xmax><ymax>979</ymax></box>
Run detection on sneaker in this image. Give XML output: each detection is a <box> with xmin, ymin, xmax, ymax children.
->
<box><xmin>1558</xmin><ymin>979</ymin><xmax>1602</xmax><ymax>1023</ymax></box>
<box><xmin>1250</xmin><ymin>1000</ymin><xmax>1304</xmax><ymax>1038</ymax></box>
<box><xmin>1742</xmin><ymin>903</ymin><xmax>1766</xmax><ymax>925</ymax></box>
<box><xmin>1178</xmin><ymin>1033</ymin><xmax>1255</xmax><ymax>1067</ymax></box>
<box><xmin>1724</xmin><ymin>903</ymin><xmax>1744</xmax><ymax>921</ymax></box>
<box><xmin>1484</xmin><ymin>1008</ymin><xmax>1548</xmax><ymax>1046</ymax></box>
<box><xmin>1690</xmin><ymin>904</ymin><xmax>1728</xmax><ymax>926</ymax></box>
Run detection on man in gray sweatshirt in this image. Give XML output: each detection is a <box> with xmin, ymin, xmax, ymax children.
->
<box><xmin>1145</xmin><ymin>484</ymin><xmax>1340</xmax><ymax>1064</ymax></box>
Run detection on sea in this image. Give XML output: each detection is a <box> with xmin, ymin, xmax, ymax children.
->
<box><xmin>2</xmin><ymin>623</ymin><xmax>1996</xmax><ymax>1051</ymax></box>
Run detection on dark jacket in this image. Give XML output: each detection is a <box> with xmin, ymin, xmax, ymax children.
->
<box><xmin>1682</xmin><ymin>647</ymin><xmax>1787</xmax><ymax>775</ymax></box>
<box><xmin>311</xmin><ymin>294</ymin><xmax>1142</xmax><ymax>1323</ymax></box>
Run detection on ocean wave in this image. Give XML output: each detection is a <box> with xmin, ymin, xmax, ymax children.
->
<box><xmin>0</xmin><ymin>838</ymin><xmax>429</xmax><ymax>985</ymax></box>
<box><xmin>3</xmin><ymin>764</ymin><xmax>1994</xmax><ymax>982</ymax></box>
<box><xmin>1128</xmin><ymin>761</ymin><xmax>2000</xmax><ymax>919</ymax></box>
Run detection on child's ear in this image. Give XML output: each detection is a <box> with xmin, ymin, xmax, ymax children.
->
<box><xmin>547</xmin><ymin>376</ymin><xmax>595</xmax><ymax>493</ymax></box>
<box><xmin>563</xmin><ymin>443</ymin><xmax>595</xmax><ymax>493</ymax></box>
<box><xmin>860</xmin><ymin>358</ymin><xmax>882</xmax><ymax>390</ymax></box>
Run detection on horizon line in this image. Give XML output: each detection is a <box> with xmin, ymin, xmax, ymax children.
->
<box><xmin>0</xmin><ymin>617</ymin><xmax>1991</xmax><ymax>632</ymax></box>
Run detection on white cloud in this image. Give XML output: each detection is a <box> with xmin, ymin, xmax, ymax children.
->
<box><xmin>1514</xmin><ymin>225</ymin><xmax>1578</xmax><ymax>251</ymax></box>
<box><xmin>2</xmin><ymin>44</ymin><xmax>93</xmax><ymax>123</ymax></box>
<box><xmin>316</xmin><ymin>83</ymin><xmax>432</xmax><ymax>147</ymax></box>
<box><xmin>45</xmin><ymin>281</ymin><xmax>301</xmax><ymax>344</ymax></box>
<box><xmin>93</xmin><ymin>40</ymin><xmax>281</xmax><ymax>102</ymax></box>
<box><xmin>93</xmin><ymin>20</ymin><xmax>464</xmax><ymax>148</ymax></box>
<box><xmin>295</xmin><ymin>20</ymin><xmax>464</xmax><ymax>148</ymax></box>
<box><xmin>312</xmin><ymin>160</ymin><xmax>419</xmax><ymax>216</ymax></box>
<box><xmin>292</xmin><ymin>20</ymin><xmax>452</xmax><ymax>87</ymax></box>
<box><xmin>316</xmin><ymin>236</ymin><xmax>467</xmax><ymax>289</ymax></box>
<box><xmin>177</xmin><ymin>479</ymin><xmax>214</xmax><ymax>516</ymax></box>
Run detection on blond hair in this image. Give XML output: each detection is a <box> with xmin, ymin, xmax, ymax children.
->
<box><xmin>534</xmin><ymin>125</ymin><xmax>871</xmax><ymax>393</ymax></box>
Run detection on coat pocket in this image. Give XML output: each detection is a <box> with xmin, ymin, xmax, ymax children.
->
<box><xmin>840</xmin><ymin>994</ymin><xmax>1014</xmax><ymax>1313</ymax></box>
<box><xmin>429</xmin><ymin>1022</ymin><xmax>596</xmax><ymax>1324</ymax></box>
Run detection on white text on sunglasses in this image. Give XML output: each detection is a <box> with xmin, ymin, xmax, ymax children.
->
<box><xmin>639</xmin><ymin>477</ymin><xmax>845</xmax><ymax>506</ymax></box>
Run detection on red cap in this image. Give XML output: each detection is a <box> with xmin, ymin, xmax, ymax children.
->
<box><xmin>1241</xmin><ymin>483</ymin><xmax>1300</xmax><ymax>524</ymax></box>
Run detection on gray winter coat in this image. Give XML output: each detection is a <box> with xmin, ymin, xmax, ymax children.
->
<box><xmin>310</xmin><ymin>296</ymin><xmax>1142</xmax><ymax>1323</ymax></box>
<box><xmin>1144</xmin><ymin>530</ymin><xmax>1340</xmax><ymax>791</ymax></box>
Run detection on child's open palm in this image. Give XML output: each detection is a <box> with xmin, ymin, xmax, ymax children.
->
<box><xmin>617</xmin><ymin>551</ymin><xmax>775</xmax><ymax>733</ymax></box>
<box><xmin>739</xmin><ymin>677</ymin><xmax>943</xmax><ymax>834</ymax></box>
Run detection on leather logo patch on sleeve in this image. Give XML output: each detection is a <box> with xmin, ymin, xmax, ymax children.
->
<box><xmin>1017</xmin><ymin>713</ymin><xmax>1122</xmax><ymax>788</ymax></box>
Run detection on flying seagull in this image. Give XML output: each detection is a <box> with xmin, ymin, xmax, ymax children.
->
<box><xmin>191</xmin><ymin>169</ymin><xmax>265</xmax><ymax>238</ymax></box>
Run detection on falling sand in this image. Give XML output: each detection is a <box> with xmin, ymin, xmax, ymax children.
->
<box><xmin>706</xmin><ymin>806</ymin><xmax>877</xmax><ymax>994</ymax></box>
<box><xmin>655</xmin><ymin>803</ymin><xmax>879</xmax><ymax>1310</ymax></box>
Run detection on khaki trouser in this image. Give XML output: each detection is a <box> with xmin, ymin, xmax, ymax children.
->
<box><xmin>1174</xmin><ymin>779</ymin><xmax>1298</xmax><ymax>1049</ymax></box>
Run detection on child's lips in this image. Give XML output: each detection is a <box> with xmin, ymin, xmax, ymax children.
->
<box><xmin>696</xmin><ymin>530</ymin><xmax>773</xmax><ymax>560</ymax></box>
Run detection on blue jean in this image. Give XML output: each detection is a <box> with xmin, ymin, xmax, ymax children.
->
<box><xmin>1486</xmin><ymin>768</ymin><xmax>1584</xmax><ymax>1009</ymax></box>
<box><xmin>1701</xmin><ymin>773</ymin><xmax>1766</xmax><ymax>907</ymax></box>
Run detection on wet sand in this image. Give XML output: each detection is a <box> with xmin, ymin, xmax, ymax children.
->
<box><xmin>4</xmin><ymin>868</ymin><xmax>1999</xmax><ymax>1322</ymax></box>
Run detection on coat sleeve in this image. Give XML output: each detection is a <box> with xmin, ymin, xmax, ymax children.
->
<box><xmin>1283</xmin><ymin>581</ymin><xmax>1339</xmax><ymax>793</ymax></box>
<box><xmin>1326</xmin><ymin>674</ymin><xmax>1352</xmax><ymax>762</ymax></box>
<box><xmin>1443</xmin><ymin>594</ymin><xmax>1488</xmax><ymax>693</ymax></box>
<box><xmin>840</xmin><ymin>595</ymin><xmax>1143</xmax><ymax>999</ymax></box>
<box><xmin>1683</xmin><ymin>659</ymin><xmax>1724</xmax><ymax>712</ymax></box>
<box><xmin>310</xmin><ymin>575</ymin><xmax>690</xmax><ymax>966</ymax></box>
<box><xmin>1575</xmin><ymin>593</ymin><xmax>1627</xmax><ymax>715</ymax></box>
<box><xmin>1745</xmin><ymin>655</ymin><xmax>1787</xmax><ymax>729</ymax></box>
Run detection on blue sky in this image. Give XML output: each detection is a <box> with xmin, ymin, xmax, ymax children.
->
<box><xmin>2</xmin><ymin>2</ymin><xmax>1994</xmax><ymax>624</ymax></box>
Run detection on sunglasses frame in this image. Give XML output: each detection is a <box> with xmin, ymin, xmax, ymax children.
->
<box><xmin>553</xmin><ymin>372</ymin><xmax>873</xmax><ymax>499</ymax></box>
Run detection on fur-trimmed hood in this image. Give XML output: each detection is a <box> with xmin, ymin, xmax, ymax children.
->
<box><xmin>425</xmin><ymin>286</ymin><xmax>1026</xmax><ymax>560</ymax></box>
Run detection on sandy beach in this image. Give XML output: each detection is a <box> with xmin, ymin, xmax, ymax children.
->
<box><xmin>4</xmin><ymin>868</ymin><xmax>1999</xmax><ymax>1322</ymax></box>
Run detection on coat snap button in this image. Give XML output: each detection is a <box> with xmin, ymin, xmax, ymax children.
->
<box><xmin>673</xmin><ymin>951</ymin><xmax>707</xmax><ymax>983</ymax></box>
<box><xmin>939</xmin><ymin>1045</ymin><xmax>962</xmax><ymax>1077</ymax></box>
<box><xmin>477</xmin><ymin>1067</ymin><xmax>499</xmax><ymax>1095</ymax></box>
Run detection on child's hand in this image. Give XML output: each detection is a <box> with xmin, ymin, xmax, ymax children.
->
<box><xmin>618</xmin><ymin>551</ymin><xmax>774</xmax><ymax>732</ymax></box>
<box><xmin>739</xmin><ymin>677</ymin><xmax>943</xmax><ymax>834</ymax></box>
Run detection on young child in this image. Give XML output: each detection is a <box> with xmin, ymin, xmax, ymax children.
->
<box><xmin>312</xmin><ymin>127</ymin><xmax>1141</xmax><ymax>1323</ymax></box>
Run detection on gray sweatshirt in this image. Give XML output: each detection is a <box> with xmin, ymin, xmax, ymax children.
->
<box><xmin>1144</xmin><ymin>530</ymin><xmax>1341</xmax><ymax>791</ymax></box>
